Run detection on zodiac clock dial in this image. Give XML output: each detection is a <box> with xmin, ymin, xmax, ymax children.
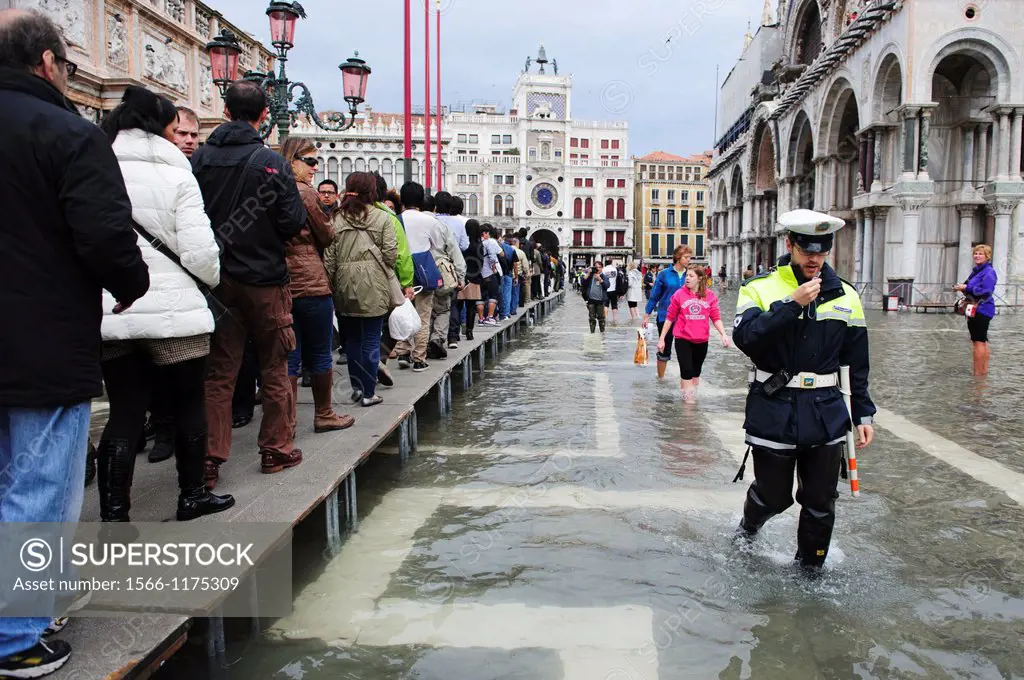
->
<box><xmin>531</xmin><ymin>182</ymin><xmax>557</xmax><ymax>209</ymax></box>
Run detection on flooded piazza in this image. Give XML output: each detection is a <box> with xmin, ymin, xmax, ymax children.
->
<box><xmin>161</xmin><ymin>295</ymin><xmax>1024</xmax><ymax>680</ymax></box>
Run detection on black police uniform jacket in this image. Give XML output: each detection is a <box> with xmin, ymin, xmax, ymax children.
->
<box><xmin>732</xmin><ymin>257</ymin><xmax>876</xmax><ymax>450</ymax></box>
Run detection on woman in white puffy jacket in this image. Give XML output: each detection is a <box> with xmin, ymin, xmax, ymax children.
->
<box><xmin>97</xmin><ymin>86</ymin><xmax>233</xmax><ymax>523</ymax></box>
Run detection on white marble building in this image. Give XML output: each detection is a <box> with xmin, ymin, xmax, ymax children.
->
<box><xmin>293</xmin><ymin>46</ymin><xmax>634</xmax><ymax>262</ymax></box>
<box><xmin>707</xmin><ymin>0</ymin><xmax>1024</xmax><ymax>304</ymax></box>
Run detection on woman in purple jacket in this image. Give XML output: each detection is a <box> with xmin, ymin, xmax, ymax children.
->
<box><xmin>954</xmin><ymin>244</ymin><xmax>997</xmax><ymax>376</ymax></box>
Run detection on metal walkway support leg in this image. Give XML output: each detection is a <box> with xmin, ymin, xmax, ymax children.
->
<box><xmin>347</xmin><ymin>470</ymin><xmax>358</xmax><ymax>530</ymax></box>
<box><xmin>438</xmin><ymin>373</ymin><xmax>452</xmax><ymax>416</ymax></box>
<box><xmin>399</xmin><ymin>418</ymin><xmax>410</xmax><ymax>464</ymax></box>
<box><xmin>410</xmin><ymin>409</ymin><xmax>419</xmax><ymax>451</ymax></box>
<box><xmin>326</xmin><ymin>486</ymin><xmax>342</xmax><ymax>556</ymax></box>
<box><xmin>477</xmin><ymin>345</ymin><xmax>485</xmax><ymax>373</ymax></box>
<box><xmin>249</xmin><ymin>576</ymin><xmax>261</xmax><ymax>640</ymax></box>
<box><xmin>206</xmin><ymin>610</ymin><xmax>227</xmax><ymax>676</ymax></box>
<box><xmin>462</xmin><ymin>355</ymin><xmax>472</xmax><ymax>389</ymax></box>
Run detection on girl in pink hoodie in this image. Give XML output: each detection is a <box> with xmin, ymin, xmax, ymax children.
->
<box><xmin>657</xmin><ymin>265</ymin><xmax>731</xmax><ymax>402</ymax></box>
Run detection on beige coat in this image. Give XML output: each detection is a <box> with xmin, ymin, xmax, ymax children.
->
<box><xmin>324</xmin><ymin>206</ymin><xmax>398</xmax><ymax>318</ymax></box>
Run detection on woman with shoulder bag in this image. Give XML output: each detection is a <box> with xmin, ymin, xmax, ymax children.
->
<box><xmin>280</xmin><ymin>138</ymin><xmax>354</xmax><ymax>434</ymax></box>
<box><xmin>954</xmin><ymin>244</ymin><xmax>997</xmax><ymax>376</ymax></box>
<box><xmin>98</xmin><ymin>86</ymin><xmax>234</xmax><ymax>522</ymax></box>
<box><xmin>324</xmin><ymin>172</ymin><xmax>398</xmax><ymax>407</ymax></box>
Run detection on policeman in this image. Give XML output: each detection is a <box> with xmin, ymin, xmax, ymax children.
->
<box><xmin>732</xmin><ymin>209</ymin><xmax>876</xmax><ymax>572</ymax></box>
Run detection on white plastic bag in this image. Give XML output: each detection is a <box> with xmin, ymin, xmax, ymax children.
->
<box><xmin>389</xmin><ymin>298</ymin><xmax>422</xmax><ymax>341</ymax></box>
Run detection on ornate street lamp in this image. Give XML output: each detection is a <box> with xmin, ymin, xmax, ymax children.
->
<box><xmin>207</xmin><ymin>0</ymin><xmax>371</xmax><ymax>142</ymax></box>
<box><xmin>206</xmin><ymin>29</ymin><xmax>242</xmax><ymax>98</ymax></box>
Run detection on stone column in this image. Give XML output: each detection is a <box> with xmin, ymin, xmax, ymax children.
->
<box><xmin>853</xmin><ymin>210</ymin><xmax>864</xmax><ymax>283</ymax></box>
<box><xmin>1011</xmin><ymin>109</ymin><xmax>1023</xmax><ymax>182</ymax></box>
<box><xmin>956</xmin><ymin>205</ymin><xmax>977</xmax><ymax>283</ymax></box>
<box><xmin>962</xmin><ymin>124</ymin><xmax>975</xmax><ymax>187</ymax></box>
<box><xmin>866</xmin><ymin>131</ymin><xmax>876</xmax><ymax>189</ymax></box>
<box><xmin>997</xmin><ymin>110</ymin><xmax>1011</xmax><ymax>180</ymax></box>
<box><xmin>898</xmin><ymin>196</ymin><xmax>927</xmax><ymax>282</ymax></box>
<box><xmin>873</xmin><ymin>206</ymin><xmax>889</xmax><ymax>284</ymax></box>
<box><xmin>862</xmin><ymin>208</ymin><xmax>875</xmax><ymax>285</ymax></box>
<box><xmin>987</xmin><ymin>200</ymin><xmax>1014</xmax><ymax>298</ymax></box>
<box><xmin>918</xmin><ymin>108</ymin><xmax>932</xmax><ymax>179</ymax></box>
<box><xmin>900</xmin><ymin>108</ymin><xmax>919</xmax><ymax>178</ymax></box>
<box><xmin>743</xmin><ymin>197</ymin><xmax>754</xmax><ymax>237</ymax></box>
<box><xmin>976</xmin><ymin>122</ymin><xmax>990</xmax><ymax>187</ymax></box>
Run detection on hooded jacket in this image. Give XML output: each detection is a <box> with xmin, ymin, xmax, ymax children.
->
<box><xmin>190</xmin><ymin>121</ymin><xmax>306</xmax><ymax>287</ymax></box>
<box><xmin>0</xmin><ymin>68</ymin><xmax>149</xmax><ymax>407</ymax></box>
<box><xmin>102</xmin><ymin>129</ymin><xmax>220</xmax><ymax>341</ymax></box>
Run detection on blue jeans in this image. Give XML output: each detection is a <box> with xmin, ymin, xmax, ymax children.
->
<box><xmin>0</xmin><ymin>403</ymin><xmax>91</xmax><ymax>657</ymax></box>
<box><xmin>342</xmin><ymin>316</ymin><xmax>385</xmax><ymax>398</ymax></box>
<box><xmin>510</xmin><ymin>277</ymin><xmax>520</xmax><ymax>312</ymax></box>
<box><xmin>500</xmin><ymin>275</ymin><xmax>513</xmax><ymax>317</ymax></box>
<box><xmin>288</xmin><ymin>295</ymin><xmax>335</xmax><ymax>376</ymax></box>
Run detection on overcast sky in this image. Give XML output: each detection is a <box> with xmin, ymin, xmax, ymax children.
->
<box><xmin>210</xmin><ymin>0</ymin><xmax>765</xmax><ymax>156</ymax></box>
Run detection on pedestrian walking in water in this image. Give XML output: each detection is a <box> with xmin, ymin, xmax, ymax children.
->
<box><xmin>643</xmin><ymin>246</ymin><xmax>691</xmax><ymax>378</ymax></box>
<box><xmin>732</xmin><ymin>209</ymin><xmax>875</xmax><ymax>574</ymax></box>
<box><xmin>656</xmin><ymin>265</ymin><xmax>730</xmax><ymax>403</ymax></box>
<box><xmin>581</xmin><ymin>261</ymin><xmax>611</xmax><ymax>333</ymax></box>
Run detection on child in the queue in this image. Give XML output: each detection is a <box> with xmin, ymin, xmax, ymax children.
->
<box><xmin>657</xmin><ymin>264</ymin><xmax>731</xmax><ymax>403</ymax></box>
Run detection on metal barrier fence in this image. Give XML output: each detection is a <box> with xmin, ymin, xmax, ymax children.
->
<box><xmin>714</xmin><ymin>278</ymin><xmax>1024</xmax><ymax>313</ymax></box>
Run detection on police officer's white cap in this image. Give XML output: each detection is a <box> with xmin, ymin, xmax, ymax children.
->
<box><xmin>776</xmin><ymin>209</ymin><xmax>845</xmax><ymax>236</ymax></box>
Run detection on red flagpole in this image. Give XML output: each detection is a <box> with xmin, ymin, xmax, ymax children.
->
<box><xmin>435</xmin><ymin>0</ymin><xmax>442</xmax><ymax>190</ymax></box>
<box><xmin>403</xmin><ymin>0</ymin><xmax>412</xmax><ymax>185</ymax></box>
<box><xmin>424</xmin><ymin>0</ymin><xmax>432</xmax><ymax>191</ymax></box>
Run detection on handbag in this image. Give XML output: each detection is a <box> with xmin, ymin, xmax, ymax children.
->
<box><xmin>355</xmin><ymin>225</ymin><xmax>406</xmax><ymax>309</ymax></box>
<box><xmin>954</xmin><ymin>295</ymin><xmax>978</xmax><ymax>317</ymax></box>
<box><xmin>437</xmin><ymin>256</ymin><xmax>459</xmax><ymax>293</ymax></box>
<box><xmin>130</xmin><ymin>219</ymin><xmax>230</xmax><ymax>325</ymax></box>
<box><xmin>412</xmin><ymin>250</ymin><xmax>443</xmax><ymax>291</ymax></box>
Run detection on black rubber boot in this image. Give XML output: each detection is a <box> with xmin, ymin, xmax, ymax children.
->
<box><xmin>84</xmin><ymin>440</ymin><xmax>97</xmax><ymax>488</ymax></box>
<box><xmin>148</xmin><ymin>415</ymin><xmax>175</xmax><ymax>463</ymax></box>
<box><xmin>793</xmin><ymin>444</ymin><xmax>843</xmax><ymax>569</ymax></box>
<box><xmin>175</xmin><ymin>433</ymin><xmax>235</xmax><ymax>521</ymax></box>
<box><xmin>97</xmin><ymin>438</ymin><xmax>136</xmax><ymax>522</ymax></box>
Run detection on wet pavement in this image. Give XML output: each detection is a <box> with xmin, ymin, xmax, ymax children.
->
<box><xmin>162</xmin><ymin>294</ymin><xmax>1024</xmax><ymax>679</ymax></box>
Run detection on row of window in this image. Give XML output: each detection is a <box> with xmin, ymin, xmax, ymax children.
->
<box><xmin>570</xmin><ymin>138</ymin><xmax>621</xmax><ymax>150</ymax></box>
<box><xmin>569</xmin><ymin>153</ymin><xmax>621</xmax><ymax>167</ymax></box>
<box><xmin>572</xmin><ymin>230</ymin><xmax>627</xmax><ymax>247</ymax></box>
<box><xmin>649</xmin><ymin>209</ymin><xmax>705</xmax><ymax>228</ymax></box>
<box><xmin>650</xmin><ymin>189</ymin><xmax>705</xmax><ymax>203</ymax></box>
<box><xmin>650</xmin><ymin>234</ymin><xmax>705</xmax><ymax>257</ymax></box>
<box><xmin>572</xmin><ymin>198</ymin><xmax>627</xmax><ymax>220</ymax></box>
<box><xmin>455</xmin><ymin>133</ymin><xmax>515</xmax><ymax>145</ymax></box>
<box><xmin>638</xmin><ymin>164</ymin><xmax>703</xmax><ymax>180</ymax></box>
<box><xmin>571</xmin><ymin>178</ymin><xmax>628</xmax><ymax>189</ymax></box>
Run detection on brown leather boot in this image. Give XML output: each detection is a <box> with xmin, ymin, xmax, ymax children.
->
<box><xmin>312</xmin><ymin>373</ymin><xmax>355</xmax><ymax>433</ymax></box>
<box><xmin>261</xmin><ymin>449</ymin><xmax>303</xmax><ymax>474</ymax></box>
<box><xmin>203</xmin><ymin>458</ymin><xmax>222</xmax><ymax>490</ymax></box>
<box><xmin>289</xmin><ymin>375</ymin><xmax>299</xmax><ymax>439</ymax></box>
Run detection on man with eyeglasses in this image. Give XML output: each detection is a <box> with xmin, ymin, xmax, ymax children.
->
<box><xmin>731</xmin><ymin>209</ymin><xmax>875</xmax><ymax>576</ymax></box>
<box><xmin>317</xmin><ymin>179</ymin><xmax>340</xmax><ymax>215</ymax></box>
<box><xmin>0</xmin><ymin>9</ymin><xmax>150</xmax><ymax>677</ymax></box>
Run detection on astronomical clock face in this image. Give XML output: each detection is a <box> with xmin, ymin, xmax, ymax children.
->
<box><xmin>531</xmin><ymin>182</ymin><xmax>558</xmax><ymax>210</ymax></box>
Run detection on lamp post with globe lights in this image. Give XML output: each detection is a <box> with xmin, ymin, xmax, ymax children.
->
<box><xmin>205</xmin><ymin>1</ymin><xmax>371</xmax><ymax>143</ymax></box>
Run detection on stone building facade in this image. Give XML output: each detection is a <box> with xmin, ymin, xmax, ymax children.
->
<box><xmin>633</xmin><ymin>151</ymin><xmax>713</xmax><ymax>266</ymax></box>
<box><xmin>708</xmin><ymin>0</ymin><xmax>1024</xmax><ymax>305</ymax></box>
<box><xmin>10</xmin><ymin>0</ymin><xmax>274</xmax><ymax>132</ymax></box>
<box><xmin>292</xmin><ymin>46</ymin><xmax>634</xmax><ymax>264</ymax></box>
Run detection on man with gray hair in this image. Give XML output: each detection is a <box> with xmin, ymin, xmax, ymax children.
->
<box><xmin>0</xmin><ymin>8</ymin><xmax>149</xmax><ymax>676</ymax></box>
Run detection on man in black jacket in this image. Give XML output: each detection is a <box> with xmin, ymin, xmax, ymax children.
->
<box><xmin>191</xmin><ymin>80</ymin><xmax>306</xmax><ymax>489</ymax></box>
<box><xmin>0</xmin><ymin>9</ymin><xmax>149</xmax><ymax>676</ymax></box>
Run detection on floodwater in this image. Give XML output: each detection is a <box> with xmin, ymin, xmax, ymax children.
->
<box><xmin>160</xmin><ymin>294</ymin><xmax>1024</xmax><ymax>680</ymax></box>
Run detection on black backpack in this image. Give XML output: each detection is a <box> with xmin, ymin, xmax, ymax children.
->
<box><xmin>614</xmin><ymin>269</ymin><xmax>629</xmax><ymax>297</ymax></box>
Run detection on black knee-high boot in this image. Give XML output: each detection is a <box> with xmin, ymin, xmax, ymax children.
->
<box><xmin>175</xmin><ymin>433</ymin><xmax>235</xmax><ymax>521</ymax></box>
<box><xmin>97</xmin><ymin>438</ymin><xmax>136</xmax><ymax>522</ymax></box>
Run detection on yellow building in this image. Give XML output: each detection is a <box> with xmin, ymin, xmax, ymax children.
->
<box><xmin>633</xmin><ymin>151</ymin><xmax>713</xmax><ymax>265</ymax></box>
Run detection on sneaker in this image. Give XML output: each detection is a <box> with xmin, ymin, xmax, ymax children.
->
<box><xmin>361</xmin><ymin>395</ymin><xmax>384</xmax><ymax>407</ymax></box>
<box><xmin>350</xmin><ymin>389</ymin><xmax>363</xmax><ymax>404</ymax></box>
<box><xmin>377</xmin><ymin>363</ymin><xmax>394</xmax><ymax>388</ymax></box>
<box><xmin>43</xmin><ymin>617</ymin><xmax>68</xmax><ymax>637</ymax></box>
<box><xmin>447</xmin><ymin>341</ymin><xmax>459</xmax><ymax>349</ymax></box>
<box><xmin>0</xmin><ymin>639</ymin><xmax>71</xmax><ymax>678</ymax></box>
<box><xmin>412</xmin><ymin>361</ymin><xmax>429</xmax><ymax>372</ymax></box>
<box><xmin>397</xmin><ymin>354</ymin><xmax>412</xmax><ymax>369</ymax></box>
